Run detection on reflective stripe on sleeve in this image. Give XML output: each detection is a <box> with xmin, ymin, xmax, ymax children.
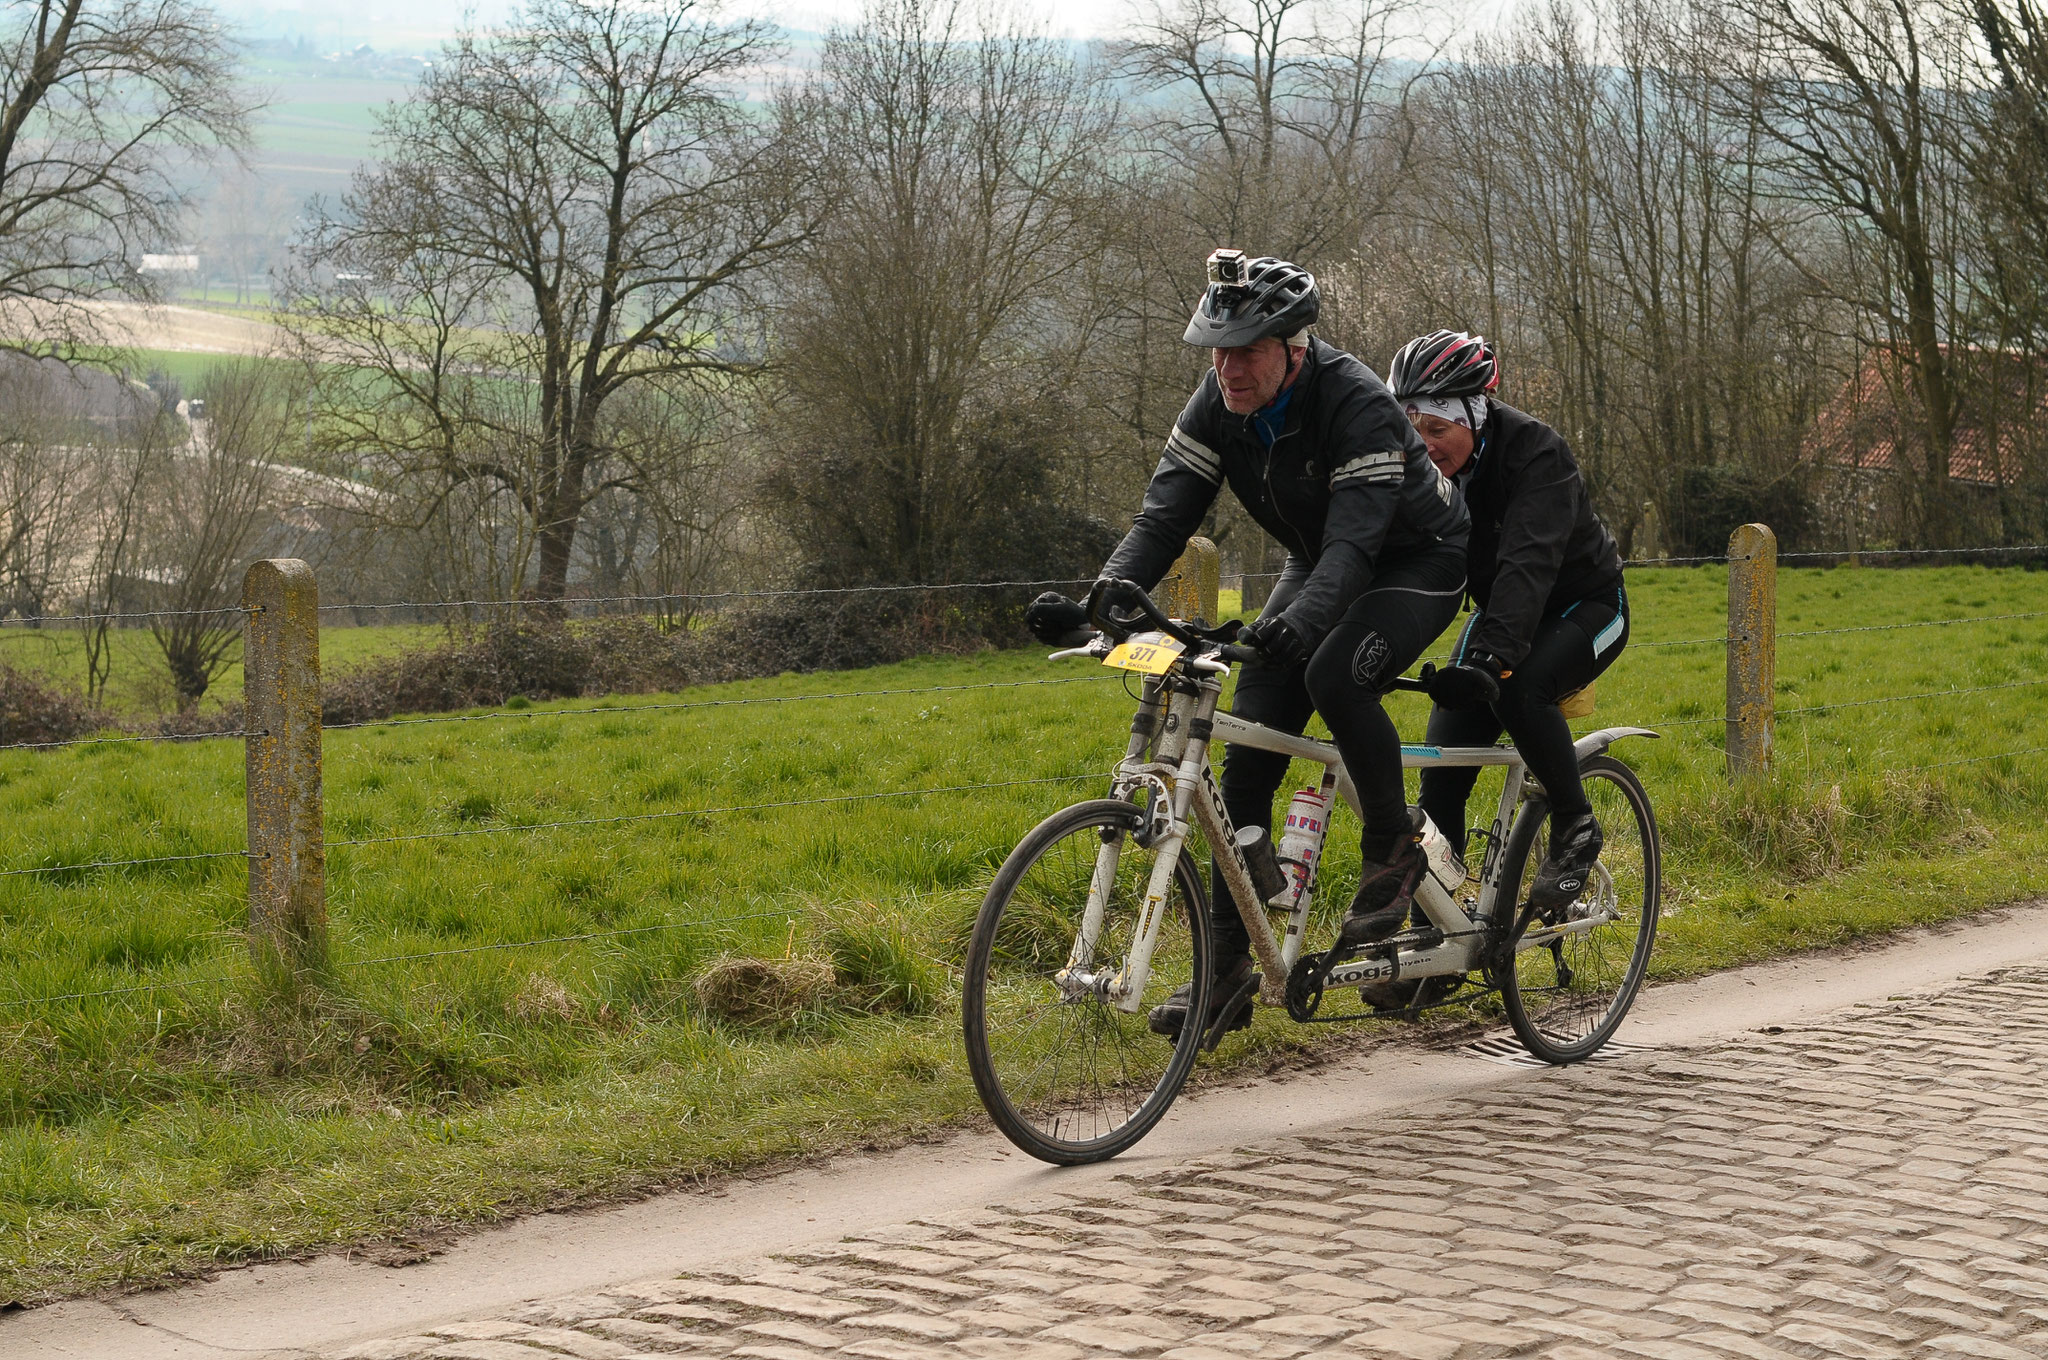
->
<box><xmin>1164</xmin><ymin>426</ymin><xmax>1222</xmax><ymax>484</ymax></box>
<box><xmin>1330</xmin><ymin>450</ymin><xmax>1405</xmax><ymax>487</ymax></box>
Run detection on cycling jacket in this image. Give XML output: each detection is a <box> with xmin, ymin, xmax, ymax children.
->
<box><xmin>1456</xmin><ymin>402</ymin><xmax>1624</xmax><ymax>668</ymax></box>
<box><xmin>1100</xmin><ymin>338</ymin><xmax>1470</xmax><ymax>648</ymax></box>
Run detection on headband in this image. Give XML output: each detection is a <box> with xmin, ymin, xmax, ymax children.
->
<box><xmin>1404</xmin><ymin>394</ymin><xmax>1489</xmax><ymax>429</ymax></box>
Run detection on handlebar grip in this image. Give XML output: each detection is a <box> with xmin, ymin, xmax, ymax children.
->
<box><xmin>1218</xmin><ymin>643</ymin><xmax>1263</xmax><ymax>665</ymax></box>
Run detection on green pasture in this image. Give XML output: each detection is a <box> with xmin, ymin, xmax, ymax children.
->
<box><xmin>0</xmin><ymin>622</ymin><xmax>441</xmax><ymax>718</ymax></box>
<box><xmin>4</xmin><ymin>565</ymin><xmax>2048</xmax><ymax>1303</ymax></box>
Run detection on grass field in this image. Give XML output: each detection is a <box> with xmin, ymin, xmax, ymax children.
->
<box><xmin>4</xmin><ymin>564</ymin><xmax>2047</xmax><ymax>1304</ymax></box>
<box><xmin>0</xmin><ymin>621</ymin><xmax>443</xmax><ymax>718</ymax></box>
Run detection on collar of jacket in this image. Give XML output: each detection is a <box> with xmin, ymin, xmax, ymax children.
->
<box><xmin>1230</xmin><ymin>338</ymin><xmax>1327</xmax><ymax>442</ymax></box>
<box><xmin>1457</xmin><ymin>405</ymin><xmax>1500</xmax><ymax>486</ymax></box>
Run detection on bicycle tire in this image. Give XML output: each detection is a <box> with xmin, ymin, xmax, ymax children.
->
<box><xmin>962</xmin><ymin>798</ymin><xmax>1212</xmax><ymax>1165</ymax></box>
<box><xmin>1496</xmin><ymin>753</ymin><xmax>1660</xmax><ymax>1064</ymax></box>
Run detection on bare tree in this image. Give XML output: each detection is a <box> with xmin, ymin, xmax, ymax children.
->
<box><xmin>145</xmin><ymin>360</ymin><xmax>289</xmax><ymax>707</ymax></box>
<box><xmin>0</xmin><ymin>356</ymin><xmax>93</xmax><ymax>617</ymax></box>
<box><xmin>292</xmin><ymin>0</ymin><xmax>811</xmax><ymax>607</ymax></box>
<box><xmin>0</xmin><ymin>0</ymin><xmax>249</xmax><ymax>348</ymax></box>
<box><xmin>79</xmin><ymin>422</ymin><xmax>153</xmax><ymax>702</ymax></box>
<box><xmin>1722</xmin><ymin>0</ymin><xmax>1977</xmax><ymax>543</ymax></box>
<box><xmin>1400</xmin><ymin>0</ymin><xmax>1857</xmax><ymax>548</ymax></box>
<box><xmin>760</xmin><ymin>0</ymin><xmax>1120</xmax><ymax>587</ymax></box>
<box><xmin>1117</xmin><ymin>0</ymin><xmax>1434</xmax><ymax>257</ymax></box>
<box><xmin>579</xmin><ymin>379</ymin><xmax>748</xmax><ymax>626</ymax></box>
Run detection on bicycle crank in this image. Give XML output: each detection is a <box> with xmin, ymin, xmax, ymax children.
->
<box><xmin>1284</xmin><ymin>948</ymin><xmax>1332</xmax><ymax>1022</ymax></box>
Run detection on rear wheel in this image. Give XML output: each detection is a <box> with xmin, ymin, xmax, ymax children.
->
<box><xmin>962</xmin><ymin>799</ymin><xmax>1211</xmax><ymax>1164</ymax></box>
<box><xmin>1497</xmin><ymin>754</ymin><xmax>1659</xmax><ymax>1064</ymax></box>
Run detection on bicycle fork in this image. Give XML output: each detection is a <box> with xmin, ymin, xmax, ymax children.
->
<box><xmin>1058</xmin><ymin>673</ymin><xmax>1236</xmax><ymax>1012</ymax></box>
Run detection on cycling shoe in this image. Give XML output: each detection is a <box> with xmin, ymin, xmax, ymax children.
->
<box><xmin>1360</xmin><ymin>975</ymin><xmax>1458</xmax><ymax>1019</ymax></box>
<box><xmin>1147</xmin><ymin>955</ymin><xmax>1255</xmax><ymax>1040</ymax></box>
<box><xmin>1531</xmin><ymin>811</ymin><xmax>1602</xmax><ymax>910</ymax></box>
<box><xmin>1358</xmin><ymin>978</ymin><xmax>1419</xmax><ymax>1014</ymax></box>
<box><xmin>1338</xmin><ymin>835</ymin><xmax>1426</xmax><ymax>949</ymax></box>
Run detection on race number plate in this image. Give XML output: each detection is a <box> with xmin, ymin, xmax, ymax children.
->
<box><xmin>1103</xmin><ymin>631</ymin><xmax>1185</xmax><ymax>675</ymax></box>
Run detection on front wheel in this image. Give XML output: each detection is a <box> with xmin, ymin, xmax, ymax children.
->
<box><xmin>1497</xmin><ymin>753</ymin><xmax>1660</xmax><ymax>1064</ymax></box>
<box><xmin>962</xmin><ymin>799</ymin><xmax>1211</xmax><ymax>1164</ymax></box>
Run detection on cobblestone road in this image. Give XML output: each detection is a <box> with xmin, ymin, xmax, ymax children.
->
<box><xmin>335</xmin><ymin>967</ymin><xmax>2048</xmax><ymax>1360</ymax></box>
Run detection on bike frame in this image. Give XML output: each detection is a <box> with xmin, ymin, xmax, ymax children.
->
<box><xmin>1054</xmin><ymin>652</ymin><xmax>1655</xmax><ymax>1014</ymax></box>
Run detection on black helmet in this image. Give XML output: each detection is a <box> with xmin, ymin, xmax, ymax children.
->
<box><xmin>1389</xmin><ymin>329</ymin><xmax>1500</xmax><ymax>400</ymax></box>
<box><xmin>1183</xmin><ymin>249</ymin><xmax>1319</xmax><ymax>348</ymax></box>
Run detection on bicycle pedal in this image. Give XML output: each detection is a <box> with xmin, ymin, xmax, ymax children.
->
<box><xmin>1199</xmin><ymin>972</ymin><xmax>1260</xmax><ymax>1053</ymax></box>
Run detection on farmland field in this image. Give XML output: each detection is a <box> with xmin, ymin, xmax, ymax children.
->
<box><xmin>3</xmin><ymin>564</ymin><xmax>2047</xmax><ymax>1303</ymax></box>
<box><xmin>0</xmin><ymin>620</ymin><xmax>441</xmax><ymax>718</ymax></box>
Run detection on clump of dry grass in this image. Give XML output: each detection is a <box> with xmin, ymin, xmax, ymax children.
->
<box><xmin>508</xmin><ymin>972</ymin><xmax>580</xmax><ymax>1023</ymax></box>
<box><xmin>691</xmin><ymin>955</ymin><xmax>835</xmax><ymax>1027</ymax></box>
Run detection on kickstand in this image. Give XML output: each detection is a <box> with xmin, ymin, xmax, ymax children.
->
<box><xmin>1200</xmin><ymin>971</ymin><xmax>1260</xmax><ymax>1052</ymax></box>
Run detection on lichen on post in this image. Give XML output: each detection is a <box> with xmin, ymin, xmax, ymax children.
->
<box><xmin>243</xmin><ymin>558</ymin><xmax>327</xmax><ymax>973</ymax></box>
<box><xmin>1160</xmin><ymin>536</ymin><xmax>1221</xmax><ymax>624</ymax></box>
<box><xmin>1725</xmin><ymin>523</ymin><xmax>1778</xmax><ymax>780</ymax></box>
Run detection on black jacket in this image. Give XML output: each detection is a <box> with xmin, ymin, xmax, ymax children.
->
<box><xmin>1458</xmin><ymin>403</ymin><xmax>1624</xmax><ymax>667</ymax></box>
<box><xmin>1100</xmin><ymin>338</ymin><xmax>1469</xmax><ymax>646</ymax></box>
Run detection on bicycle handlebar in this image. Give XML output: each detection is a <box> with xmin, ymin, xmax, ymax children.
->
<box><xmin>1065</xmin><ymin>581</ymin><xmax>1437</xmax><ymax>695</ymax></box>
<box><xmin>1087</xmin><ymin>578</ymin><xmax>1202</xmax><ymax>647</ymax></box>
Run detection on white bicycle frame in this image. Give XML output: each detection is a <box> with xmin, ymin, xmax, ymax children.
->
<box><xmin>1052</xmin><ymin>647</ymin><xmax>1655</xmax><ymax>1013</ymax></box>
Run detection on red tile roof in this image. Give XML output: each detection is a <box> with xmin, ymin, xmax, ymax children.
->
<box><xmin>1812</xmin><ymin>346</ymin><xmax>2035</xmax><ymax>487</ymax></box>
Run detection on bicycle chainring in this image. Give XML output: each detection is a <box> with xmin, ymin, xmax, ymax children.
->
<box><xmin>1284</xmin><ymin>947</ymin><xmax>1333</xmax><ymax>1022</ymax></box>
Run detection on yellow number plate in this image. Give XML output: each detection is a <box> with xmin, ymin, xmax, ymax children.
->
<box><xmin>1103</xmin><ymin>631</ymin><xmax>1185</xmax><ymax>675</ymax></box>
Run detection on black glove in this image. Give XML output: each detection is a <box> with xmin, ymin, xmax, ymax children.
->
<box><xmin>1085</xmin><ymin>577</ymin><xmax>1150</xmax><ymax>634</ymax></box>
<box><xmin>1427</xmin><ymin>650</ymin><xmax>1507</xmax><ymax>709</ymax></box>
<box><xmin>1240</xmin><ymin>614</ymin><xmax>1312</xmax><ymax>669</ymax></box>
<box><xmin>1025</xmin><ymin>591</ymin><xmax>1090</xmax><ymax>644</ymax></box>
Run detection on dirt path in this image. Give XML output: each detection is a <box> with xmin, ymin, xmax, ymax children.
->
<box><xmin>0</xmin><ymin>298</ymin><xmax>290</xmax><ymax>355</ymax></box>
<box><xmin>78</xmin><ymin>300</ymin><xmax>290</xmax><ymax>355</ymax></box>
<box><xmin>13</xmin><ymin>899</ymin><xmax>2048</xmax><ymax>1360</ymax></box>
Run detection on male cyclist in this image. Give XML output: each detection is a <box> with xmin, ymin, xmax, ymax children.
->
<box><xmin>1393</xmin><ymin>330</ymin><xmax>1628</xmax><ymax>913</ymax></box>
<box><xmin>1026</xmin><ymin>252</ymin><xmax>1470</xmax><ymax>1039</ymax></box>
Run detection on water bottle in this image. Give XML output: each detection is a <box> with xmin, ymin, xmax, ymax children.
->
<box><xmin>1414</xmin><ymin>808</ymin><xmax>1466</xmax><ymax>893</ymax></box>
<box><xmin>1272</xmin><ymin>785</ymin><xmax>1332</xmax><ymax>905</ymax></box>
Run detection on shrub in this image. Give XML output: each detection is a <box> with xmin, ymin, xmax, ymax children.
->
<box><xmin>0</xmin><ymin>664</ymin><xmax>96</xmax><ymax>748</ymax></box>
<box><xmin>1676</xmin><ymin>464</ymin><xmax>1814</xmax><ymax>556</ymax></box>
<box><xmin>320</xmin><ymin>591</ymin><xmax>1061</xmax><ymax>726</ymax></box>
<box><xmin>323</xmin><ymin>622</ymin><xmax>611</xmax><ymax>724</ymax></box>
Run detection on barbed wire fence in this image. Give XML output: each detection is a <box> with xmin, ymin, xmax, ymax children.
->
<box><xmin>3</xmin><ymin>532</ymin><xmax>2046</xmax><ymax>1011</ymax></box>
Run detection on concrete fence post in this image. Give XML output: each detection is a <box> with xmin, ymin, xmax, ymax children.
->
<box><xmin>243</xmin><ymin>559</ymin><xmax>326</xmax><ymax>972</ymax></box>
<box><xmin>1726</xmin><ymin>523</ymin><xmax>1777</xmax><ymax>780</ymax></box>
<box><xmin>1159</xmin><ymin>536</ymin><xmax>1221</xmax><ymax>623</ymax></box>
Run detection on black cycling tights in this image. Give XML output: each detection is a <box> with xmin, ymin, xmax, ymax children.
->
<box><xmin>1211</xmin><ymin>545</ymin><xmax>1466</xmax><ymax>960</ymax></box>
<box><xmin>1417</xmin><ymin>585</ymin><xmax>1632</xmax><ymax>858</ymax></box>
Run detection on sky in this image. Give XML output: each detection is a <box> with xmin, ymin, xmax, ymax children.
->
<box><xmin>216</xmin><ymin>0</ymin><xmax>1132</xmax><ymax>49</ymax></box>
<box><xmin>216</xmin><ymin>0</ymin><xmax>1518</xmax><ymax>55</ymax></box>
